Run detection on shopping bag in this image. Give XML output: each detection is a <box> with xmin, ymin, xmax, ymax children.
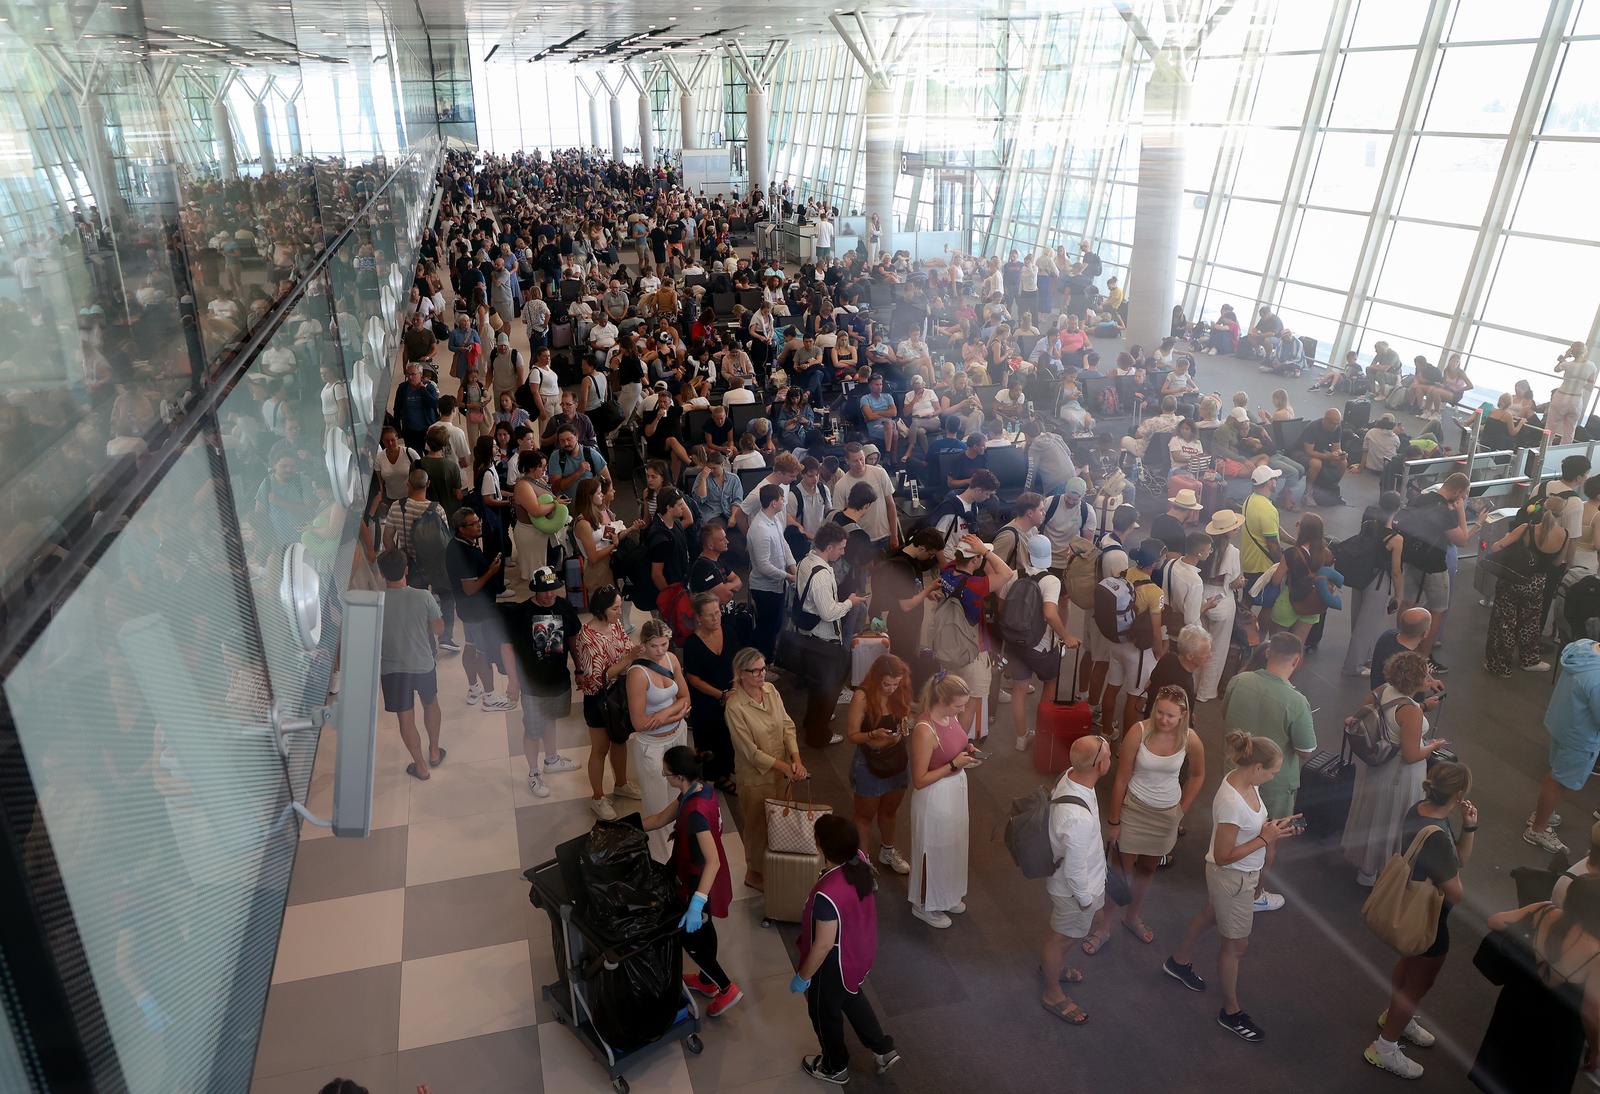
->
<box><xmin>764</xmin><ymin>782</ymin><xmax>832</xmax><ymax>855</ymax></box>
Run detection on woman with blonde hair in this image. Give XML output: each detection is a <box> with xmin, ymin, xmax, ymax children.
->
<box><xmin>1163</xmin><ymin>730</ymin><xmax>1302</xmax><ymax>1042</ymax></box>
<box><xmin>625</xmin><ymin>619</ymin><xmax>692</xmax><ymax>862</ymax></box>
<box><xmin>907</xmin><ymin>672</ymin><xmax>982</xmax><ymax>929</ymax></box>
<box><xmin>725</xmin><ymin>646</ymin><xmax>808</xmax><ymax>891</ymax></box>
<box><xmin>1087</xmin><ymin>686</ymin><xmax>1206</xmax><ymax>951</ymax></box>
<box><xmin>1341</xmin><ymin>650</ymin><xmax>1448</xmax><ymax>886</ymax></box>
<box><xmin>1484</xmin><ymin>494</ymin><xmax>1569</xmax><ymax>676</ymax></box>
<box><xmin>845</xmin><ymin>653</ymin><xmax>914</xmax><ymax>875</ymax></box>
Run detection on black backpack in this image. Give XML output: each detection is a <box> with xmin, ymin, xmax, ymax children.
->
<box><xmin>1332</xmin><ymin>521</ymin><xmax>1386</xmax><ymax>592</ymax></box>
<box><xmin>1395</xmin><ymin>494</ymin><xmax>1450</xmax><ymax>574</ymax></box>
<box><xmin>1565</xmin><ymin>575</ymin><xmax>1600</xmax><ymax>641</ymax></box>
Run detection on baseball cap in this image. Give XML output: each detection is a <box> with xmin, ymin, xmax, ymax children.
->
<box><xmin>496</xmin><ymin>332</ymin><xmax>509</xmax><ymax>346</ymax></box>
<box><xmin>1023</xmin><ymin>534</ymin><xmax>1052</xmax><ymax>575</ymax></box>
<box><xmin>1129</xmin><ymin>539</ymin><xmax>1164</xmax><ymax>569</ymax></box>
<box><xmin>1228</xmin><ymin>406</ymin><xmax>1250</xmax><ymax>423</ymax></box>
<box><xmin>529</xmin><ymin>566</ymin><xmax>563</xmax><ymax>593</ymax></box>
<box><xmin>652</xmin><ymin>379</ymin><xmax>670</xmax><ymax>391</ymax></box>
<box><xmin>1250</xmin><ymin>464</ymin><xmax>1283</xmax><ymax>485</ymax></box>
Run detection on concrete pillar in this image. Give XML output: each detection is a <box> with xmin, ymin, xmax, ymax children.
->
<box><xmin>78</xmin><ymin>93</ymin><xmax>127</xmax><ymax>221</ymax></box>
<box><xmin>637</xmin><ymin>92</ymin><xmax>653</xmax><ymax>167</ymax></box>
<box><xmin>285</xmin><ymin>99</ymin><xmax>303</xmax><ymax>158</ymax></box>
<box><xmin>864</xmin><ymin>81</ymin><xmax>895</xmax><ymax>261</ymax></box>
<box><xmin>609</xmin><ymin>94</ymin><xmax>624</xmax><ymax>161</ymax></box>
<box><xmin>589</xmin><ymin>95</ymin><xmax>602</xmax><ymax>149</ymax></box>
<box><xmin>212</xmin><ymin>98</ymin><xmax>238</xmax><ymax>179</ymax></box>
<box><xmin>745</xmin><ymin>87</ymin><xmax>768</xmax><ymax>199</ymax></box>
<box><xmin>255</xmin><ymin>99</ymin><xmax>276</xmax><ymax>175</ymax></box>
<box><xmin>679</xmin><ymin>90</ymin><xmax>694</xmax><ymax>150</ymax></box>
<box><xmin>1124</xmin><ymin>57</ymin><xmax>1190</xmax><ymax>351</ymax></box>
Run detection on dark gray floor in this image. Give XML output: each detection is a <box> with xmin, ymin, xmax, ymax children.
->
<box><xmin>758</xmin><ymin>351</ymin><xmax>1578</xmax><ymax>1093</ymax></box>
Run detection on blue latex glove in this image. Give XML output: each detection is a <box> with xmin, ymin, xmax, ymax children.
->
<box><xmin>679</xmin><ymin>892</ymin><xmax>708</xmax><ymax>933</ymax></box>
<box><xmin>135</xmin><ymin>992</ymin><xmax>169</xmax><ymax>1033</ymax></box>
<box><xmin>789</xmin><ymin>973</ymin><xmax>812</xmax><ymax>993</ymax></box>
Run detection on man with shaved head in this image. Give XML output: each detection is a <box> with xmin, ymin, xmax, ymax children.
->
<box><xmin>1041</xmin><ymin>733</ymin><xmax>1113</xmax><ymax>1024</ymax></box>
<box><xmin>1369</xmin><ymin>607</ymin><xmax>1434</xmax><ymax>693</ymax></box>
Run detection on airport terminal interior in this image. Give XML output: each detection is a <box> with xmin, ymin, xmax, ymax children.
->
<box><xmin>5</xmin><ymin>0</ymin><xmax>1600</xmax><ymax>1091</ymax></box>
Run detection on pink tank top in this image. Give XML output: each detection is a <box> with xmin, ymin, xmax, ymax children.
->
<box><xmin>924</xmin><ymin>715</ymin><xmax>968</xmax><ymax>769</ymax></box>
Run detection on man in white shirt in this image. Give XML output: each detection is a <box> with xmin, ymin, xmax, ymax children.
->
<box><xmin>1042</xmin><ymin>734</ymin><xmax>1111</xmax><ymax>1022</ymax></box>
<box><xmin>1162</xmin><ymin>530</ymin><xmax>1215</xmax><ymax>639</ymax></box>
<box><xmin>795</xmin><ymin>523</ymin><xmax>869</xmax><ymax>747</ymax></box>
<box><xmin>835</xmin><ymin>442</ymin><xmax>900</xmax><ymax>549</ymax></box>
<box><xmin>434</xmin><ymin>395</ymin><xmax>471</xmax><ymax>470</ymax></box>
<box><xmin>1005</xmin><ymin>534</ymin><xmax>1082</xmax><ymax>751</ymax></box>
<box><xmin>746</xmin><ymin>484</ymin><xmax>797</xmax><ymax>658</ymax></box>
<box><xmin>736</xmin><ymin>452</ymin><xmax>802</xmax><ymax>530</ymax></box>
<box><xmin>816</xmin><ymin>215</ymin><xmax>835</xmax><ymax>257</ymax></box>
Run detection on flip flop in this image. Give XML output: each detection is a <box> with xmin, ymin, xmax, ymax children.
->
<box><xmin>405</xmin><ymin>763</ymin><xmax>428</xmax><ymax>781</ymax></box>
<box><xmin>1040</xmin><ymin>997</ymin><xmax>1088</xmax><ymax>1025</ymax></box>
<box><xmin>430</xmin><ymin>747</ymin><xmax>448</xmax><ymax>769</ymax></box>
<box><xmin>1038</xmin><ymin>964</ymin><xmax>1084</xmax><ymax>984</ymax></box>
<box><xmin>1122</xmin><ymin>918</ymin><xmax>1155</xmax><ymax>945</ymax></box>
<box><xmin>1080</xmin><ymin>932</ymin><xmax>1111</xmax><ymax>956</ymax></box>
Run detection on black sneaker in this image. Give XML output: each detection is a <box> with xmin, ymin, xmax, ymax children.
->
<box><xmin>802</xmin><ymin>1056</ymin><xmax>849</xmax><ymax>1085</ymax></box>
<box><xmin>1429</xmin><ymin>659</ymin><xmax>1450</xmax><ymax>675</ymax></box>
<box><xmin>1163</xmin><ymin>957</ymin><xmax>1206</xmax><ymax>992</ymax></box>
<box><xmin>1218</xmin><ymin>1009</ymin><xmax>1265</xmax><ymax>1042</ymax></box>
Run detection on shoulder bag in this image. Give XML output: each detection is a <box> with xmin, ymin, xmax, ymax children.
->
<box><xmin>765</xmin><ymin>780</ymin><xmax>832</xmax><ymax>855</ymax></box>
<box><xmin>1361</xmin><ymin>824</ymin><xmax>1447</xmax><ymax>955</ymax></box>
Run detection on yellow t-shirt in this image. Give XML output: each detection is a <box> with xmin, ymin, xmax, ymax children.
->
<box><xmin>1127</xmin><ymin>566</ymin><xmax>1165</xmax><ymax>617</ymax></box>
<box><xmin>1241</xmin><ymin>492</ymin><xmax>1280</xmax><ymax>575</ymax></box>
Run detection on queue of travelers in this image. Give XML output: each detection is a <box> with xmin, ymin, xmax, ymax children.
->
<box><xmin>353</xmin><ymin>147</ymin><xmax>1600</xmax><ymax>1089</ymax></box>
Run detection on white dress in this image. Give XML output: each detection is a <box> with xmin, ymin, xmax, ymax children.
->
<box><xmin>1194</xmin><ymin>543</ymin><xmax>1240</xmax><ymax>702</ymax></box>
<box><xmin>908</xmin><ymin>718</ymin><xmax>971</xmax><ymax>914</ymax></box>
<box><xmin>1340</xmin><ymin>687</ymin><xmax>1428</xmax><ymax>881</ymax></box>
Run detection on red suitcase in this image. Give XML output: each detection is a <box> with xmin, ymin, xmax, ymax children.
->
<box><xmin>1034</xmin><ymin>648</ymin><xmax>1094</xmax><ymax>775</ymax></box>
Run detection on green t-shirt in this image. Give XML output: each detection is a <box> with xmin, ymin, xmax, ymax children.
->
<box><xmin>1221</xmin><ymin>669</ymin><xmax>1316</xmax><ymax>791</ymax></box>
<box><xmin>1240</xmin><ymin>492</ymin><xmax>1280</xmax><ymax>575</ymax></box>
<box><xmin>380</xmin><ymin>585</ymin><xmax>441</xmax><ymax>675</ymax></box>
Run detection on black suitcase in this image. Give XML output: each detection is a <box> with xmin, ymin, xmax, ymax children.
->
<box><xmin>1297</xmin><ymin>744</ymin><xmax>1355</xmax><ymax>841</ymax></box>
<box><xmin>1342</xmin><ymin>398</ymin><xmax>1372</xmax><ymax>433</ymax></box>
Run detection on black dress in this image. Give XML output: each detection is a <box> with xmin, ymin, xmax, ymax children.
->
<box><xmin>682</xmin><ymin>628</ymin><xmax>736</xmax><ymax>784</ymax></box>
<box><xmin>1471</xmin><ymin>904</ymin><xmax>1598</xmax><ymax>1093</ymax></box>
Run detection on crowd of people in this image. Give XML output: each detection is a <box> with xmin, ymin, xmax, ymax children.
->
<box><xmin>356</xmin><ymin>147</ymin><xmax>1600</xmax><ymax>1089</ymax></box>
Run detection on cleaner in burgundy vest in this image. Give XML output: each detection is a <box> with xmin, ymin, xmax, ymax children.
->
<box><xmin>643</xmin><ymin>746</ymin><xmax>742</xmax><ymax>1015</ymax></box>
<box><xmin>791</xmin><ymin>814</ymin><xmax>901</xmax><ymax>1083</ymax></box>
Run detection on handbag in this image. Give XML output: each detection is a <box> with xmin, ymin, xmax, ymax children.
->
<box><xmin>1481</xmin><ymin>526</ymin><xmax>1538</xmax><ymax>584</ymax></box>
<box><xmin>1473</xmin><ymin>903</ymin><xmax>1556</xmax><ymax>986</ymax></box>
<box><xmin>1105</xmin><ymin>842</ymin><xmax>1133</xmax><ymax>906</ymax></box>
<box><xmin>765</xmin><ymin>782</ymin><xmax>832</xmax><ymax>855</ymax></box>
<box><xmin>861</xmin><ymin>716</ymin><xmax>910</xmax><ymax>778</ymax></box>
<box><xmin>1361</xmin><ymin>824</ymin><xmax>1447</xmax><ymax>955</ymax></box>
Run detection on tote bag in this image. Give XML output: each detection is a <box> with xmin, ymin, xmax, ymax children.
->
<box><xmin>765</xmin><ymin>782</ymin><xmax>832</xmax><ymax>855</ymax></box>
<box><xmin>1361</xmin><ymin>824</ymin><xmax>1446</xmax><ymax>955</ymax></box>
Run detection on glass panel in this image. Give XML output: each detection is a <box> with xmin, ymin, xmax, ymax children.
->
<box><xmin>1211</xmin><ymin>199</ymin><xmax>1279</xmax><ymax>271</ymax></box>
<box><xmin>1326</xmin><ymin>50</ymin><xmax>1414</xmax><ymax>129</ymax></box>
<box><xmin>1374</xmin><ymin>221</ymin><xmax>1476</xmax><ymax>312</ymax></box>
<box><xmin>1249</xmin><ymin>55</ymin><xmax>1318</xmax><ymax>126</ymax></box>
<box><xmin>1513</xmin><ymin>140</ymin><xmax>1600</xmax><ymax>240</ymax></box>
<box><xmin>1470</xmin><ymin>324</ymin><xmax>1574</xmax><ymax>397</ymax></box>
<box><xmin>1278</xmin><ymin>282</ymin><xmax>1350</xmax><ymax>352</ymax></box>
<box><xmin>1229</xmin><ymin>129</ymin><xmax>1300</xmax><ymax>199</ymax></box>
<box><xmin>1424</xmin><ymin>44</ymin><xmax>1538</xmax><ymax>134</ymax></box>
<box><xmin>1307</xmin><ymin>131</ymin><xmax>1391</xmax><ymax>210</ymax></box>
<box><xmin>1287</xmin><ymin>208</ymin><xmax>1368</xmax><ymax>289</ymax></box>
<box><xmin>1398</xmin><ymin>136</ymin><xmax>1505</xmax><ymax>225</ymax></box>
<box><xmin>1266</xmin><ymin>0</ymin><xmax>1340</xmax><ymax>51</ymax></box>
<box><xmin>0</xmin><ymin>1003</ymin><xmax>31</xmax><ymax>1094</ymax></box>
<box><xmin>1361</xmin><ymin>302</ymin><xmax>1451</xmax><ymax>371</ymax></box>
<box><xmin>1448</xmin><ymin>0</ymin><xmax>1556</xmax><ymax>41</ymax></box>
<box><xmin>6</xmin><ymin>439</ymin><xmax>295</xmax><ymax>1094</ymax></box>
<box><xmin>1480</xmin><ymin>236</ymin><xmax>1600</xmax><ymax>335</ymax></box>
<box><xmin>1545</xmin><ymin>41</ymin><xmax>1600</xmax><ymax>136</ymax></box>
<box><xmin>1348</xmin><ymin>0</ymin><xmax>1433</xmax><ymax>47</ymax></box>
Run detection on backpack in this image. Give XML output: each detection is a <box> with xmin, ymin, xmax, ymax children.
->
<box><xmin>929</xmin><ymin>578</ymin><xmax>980</xmax><ymax>666</ymax></box>
<box><xmin>1514</xmin><ymin>480</ymin><xmax>1574</xmax><ymax>530</ymax></box>
<box><xmin>1394</xmin><ymin>494</ymin><xmax>1450</xmax><ymax>574</ymax></box>
<box><xmin>407</xmin><ymin>502</ymin><xmax>451</xmax><ymax>588</ymax></box>
<box><xmin>1332</xmin><ymin>522</ymin><xmax>1385</xmax><ymax>592</ymax></box>
<box><xmin>1083</xmin><ymin>251</ymin><xmax>1103</xmax><ymax>278</ymax></box>
<box><xmin>1128</xmin><ymin>577</ymin><xmax>1160</xmax><ymax>650</ymax></box>
<box><xmin>611</xmin><ymin>529</ymin><xmax>650</xmax><ymax>595</ymax></box>
<box><xmin>1093</xmin><ymin>575</ymin><xmax>1136</xmax><ymax>642</ymax></box>
<box><xmin>1064</xmin><ymin>539</ymin><xmax>1101</xmax><ymax>611</ymax></box>
<box><xmin>656</xmin><ymin>582</ymin><xmax>695</xmax><ymax>645</ymax></box>
<box><xmin>1005</xmin><ymin>788</ymin><xmax>1090</xmax><ymax>879</ymax></box>
<box><xmin>1342</xmin><ymin>688</ymin><xmax>1412</xmax><ymax>767</ymax></box>
<box><xmin>999</xmin><ymin>572</ymin><xmax>1049</xmax><ymax>651</ymax></box>
<box><xmin>1564</xmin><ymin>574</ymin><xmax>1600</xmax><ymax>641</ymax></box>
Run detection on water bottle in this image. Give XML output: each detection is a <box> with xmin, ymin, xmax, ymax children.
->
<box><xmin>909</xmin><ymin>480</ymin><xmax>921</xmax><ymax>509</ymax></box>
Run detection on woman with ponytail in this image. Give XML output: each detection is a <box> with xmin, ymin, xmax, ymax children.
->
<box><xmin>1163</xmin><ymin>730</ymin><xmax>1302</xmax><ymax>1044</ymax></box>
<box><xmin>640</xmin><ymin>746</ymin><xmax>743</xmax><ymax>1017</ymax></box>
<box><xmin>791</xmin><ymin>814</ymin><xmax>902</xmax><ymax>1084</ymax></box>
<box><xmin>907</xmin><ymin>672</ymin><xmax>982</xmax><ymax>930</ymax></box>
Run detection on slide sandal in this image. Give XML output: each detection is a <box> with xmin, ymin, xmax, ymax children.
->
<box><xmin>430</xmin><ymin>747</ymin><xmax>448</xmax><ymax>769</ymax></box>
<box><xmin>1040</xmin><ymin>998</ymin><xmax>1088</xmax><ymax>1025</ymax></box>
<box><xmin>405</xmin><ymin>763</ymin><xmax>428</xmax><ymax>781</ymax></box>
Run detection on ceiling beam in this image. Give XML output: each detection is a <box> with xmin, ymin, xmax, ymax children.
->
<box><xmin>727</xmin><ymin>39</ymin><xmax>761</xmax><ymax>92</ymax></box>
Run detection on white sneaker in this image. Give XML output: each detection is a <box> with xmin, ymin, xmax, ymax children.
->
<box><xmin>878</xmin><ymin>846</ymin><xmax>910</xmax><ymax>874</ymax></box>
<box><xmin>998</xmin><ymin>688</ymin><xmax>1013</xmax><ymax>704</ymax></box>
<box><xmin>947</xmin><ymin>901</ymin><xmax>967</xmax><ymax>915</ymax></box>
<box><xmin>911</xmin><ymin>904</ymin><xmax>952</xmax><ymax>929</ymax></box>
<box><xmin>1525</xmin><ymin>661</ymin><xmax>1552</xmax><ymax>673</ymax></box>
<box><xmin>465</xmin><ymin>682</ymin><xmax>484</xmax><ymax>706</ymax></box>
<box><xmin>1252</xmin><ymin>891</ymin><xmax>1286</xmax><ymax>912</ymax></box>
<box><xmin>828</xmin><ymin>733</ymin><xmax>844</xmax><ymax>745</ymax></box>
<box><xmin>1528</xmin><ymin>811</ymin><xmax>1564</xmax><ymax>829</ymax></box>
<box><xmin>542</xmin><ymin>754</ymin><xmax>580</xmax><ymax>774</ymax></box>
<box><xmin>613</xmin><ymin>781</ymin><xmax>643</xmax><ymax>800</ymax></box>
<box><xmin>1364</xmin><ymin>1041</ymin><xmax>1424</xmax><ymax>1079</ymax></box>
<box><xmin>590</xmin><ymin>796</ymin><xmax>617</xmax><ymax>820</ymax></box>
<box><xmin>481</xmin><ymin>691</ymin><xmax>514</xmax><ymax>711</ymax></box>
<box><xmin>528</xmin><ymin>773</ymin><xmax>551</xmax><ymax>798</ymax></box>
<box><xmin>1525</xmin><ymin>826</ymin><xmax>1569</xmax><ymax>854</ymax></box>
<box><xmin>1378</xmin><ymin>1011</ymin><xmax>1436</xmax><ymax>1048</ymax></box>
<box><xmin>1015</xmin><ymin>731</ymin><xmax>1035</xmax><ymax>752</ymax></box>
<box><xmin>439</xmin><ymin>639</ymin><xmax>462</xmax><ymax>655</ymax></box>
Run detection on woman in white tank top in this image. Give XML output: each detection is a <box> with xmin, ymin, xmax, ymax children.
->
<box><xmin>1084</xmin><ymin>686</ymin><xmax>1205</xmax><ymax>953</ymax></box>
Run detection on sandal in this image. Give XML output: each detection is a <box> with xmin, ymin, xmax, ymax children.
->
<box><xmin>429</xmin><ymin>747</ymin><xmax>448</xmax><ymax>769</ymax></box>
<box><xmin>1080</xmin><ymin>932</ymin><xmax>1111</xmax><ymax>956</ymax></box>
<box><xmin>1122</xmin><ymin>918</ymin><xmax>1155</xmax><ymax>945</ymax></box>
<box><xmin>1040</xmin><ymin>997</ymin><xmax>1088</xmax><ymax>1025</ymax></box>
<box><xmin>405</xmin><ymin>763</ymin><xmax>429</xmax><ymax>782</ymax></box>
<box><xmin>1038</xmin><ymin>964</ymin><xmax>1084</xmax><ymax>984</ymax></box>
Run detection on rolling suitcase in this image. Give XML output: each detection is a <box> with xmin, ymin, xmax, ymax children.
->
<box><xmin>763</xmin><ymin>848</ymin><xmax>824</xmax><ymax>925</ymax></box>
<box><xmin>1297</xmin><ymin>743</ymin><xmax>1355</xmax><ymax>841</ymax></box>
<box><xmin>1342</xmin><ymin>398</ymin><xmax>1372</xmax><ymax>434</ymax></box>
<box><xmin>1033</xmin><ymin>649</ymin><xmax>1093</xmax><ymax>776</ymax></box>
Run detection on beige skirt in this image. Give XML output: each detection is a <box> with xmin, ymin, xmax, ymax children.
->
<box><xmin>1118</xmin><ymin>790</ymin><xmax>1182</xmax><ymax>858</ymax></box>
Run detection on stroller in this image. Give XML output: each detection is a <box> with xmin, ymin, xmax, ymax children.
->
<box><xmin>527</xmin><ymin>819</ymin><xmax>703</xmax><ymax>1094</ymax></box>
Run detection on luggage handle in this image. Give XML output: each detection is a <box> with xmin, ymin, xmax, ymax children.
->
<box><xmin>1054</xmin><ymin>642</ymin><xmax>1082</xmax><ymax>705</ymax></box>
<box><xmin>778</xmin><ymin>779</ymin><xmax>818</xmax><ymax>815</ymax></box>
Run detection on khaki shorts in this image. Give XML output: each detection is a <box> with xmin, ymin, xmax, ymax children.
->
<box><xmin>1050</xmin><ymin>889</ymin><xmax>1105</xmax><ymax>939</ymax></box>
<box><xmin>1206</xmin><ymin>862</ymin><xmax>1260</xmax><ymax>940</ymax></box>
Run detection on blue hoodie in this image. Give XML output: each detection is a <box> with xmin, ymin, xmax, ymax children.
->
<box><xmin>1545</xmin><ymin>640</ymin><xmax>1600</xmax><ymax>747</ymax></box>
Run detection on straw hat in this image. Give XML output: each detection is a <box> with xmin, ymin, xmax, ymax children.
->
<box><xmin>1169</xmin><ymin>488</ymin><xmax>1204</xmax><ymax>511</ymax></box>
<box><xmin>1205</xmin><ymin>509</ymin><xmax>1245</xmax><ymax>535</ymax></box>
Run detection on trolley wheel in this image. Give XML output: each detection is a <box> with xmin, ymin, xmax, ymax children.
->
<box><xmin>612</xmin><ymin>1078</ymin><xmax>630</xmax><ymax>1094</ymax></box>
<box><xmin>686</xmin><ymin>1034</ymin><xmax>704</xmax><ymax>1055</ymax></box>
<box><xmin>760</xmin><ymin>918</ymin><xmax>775</xmax><ymax>929</ymax></box>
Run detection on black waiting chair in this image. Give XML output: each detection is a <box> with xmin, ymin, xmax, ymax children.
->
<box><xmin>985</xmin><ymin>445</ymin><xmax>1028</xmax><ymax>498</ymax></box>
<box><xmin>738</xmin><ymin>466</ymin><xmax>771</xmax><ymax>496</ymax></box>
<box><xmin>710</xmin><ymin>291</ymin><xmax>736</xmax><ymax>317</ymax></box>
<box><xmin>684</xmin><ymin>408</ymin><xmax>713</xmax><ymax>441</ymax></box>
<box><xmin>729</xmin><ymin>402</ymin><xmax>764</xmax><ymax>436</ymax></box>
<box><xmin>737</xmin><ymin>288</ymin><xmax>763</xmax><ymax>312</ymax></box>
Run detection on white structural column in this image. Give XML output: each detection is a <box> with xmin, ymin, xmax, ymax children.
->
<box><xmin>832</xmin><ymin>13</ymin><xmax>927</xmax><ymax>261</ymax></box>
<box><xmin>745</xmin><ymin>88</ymin><xmax>768</xmax><ymax>196</ymax></box>
<box><xmin>211</xmin><ymin>94</ymin><xmax>238</xmax><ymax>180</ymax></box>
<box><xmin>679</xmin><ymin>90</ymin><xmax>695</xmax><ymax>150</ymax></box>
<box><xmin>79</xmin><ymin>88</ymin><xmax>128</xmax><ymax>220</ymax></box>
<box><xmin>254</xmin><ymin>99</ymin><xmax>276</xmax><ymax>175</ymax></box>
<box><xmin>610</xmin><ymin>94</ymin><xmax>625</xmax><ymax>160</ymax></box>
<box><xmin>637</xmin><ymin>92</ymin><xmax>653</xmax><ymax>166</ymax></box>
<box><xmin>284</xmin><ymin>89</ymin><xmax>303</xmax><ymax>158</ymax></box>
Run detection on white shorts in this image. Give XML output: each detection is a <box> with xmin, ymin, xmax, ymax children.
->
<box><xmin>1105</xmin><ymin>642</ymin><xmax>1154</xmax><ymax>696</ymax></box>
<box><xmin>1087</xmin><ymin>621</ymin><xmax>1113</xmax><ymax>663</ymax></box>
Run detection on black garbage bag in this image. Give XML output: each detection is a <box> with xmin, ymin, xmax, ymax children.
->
<box><xmin>578</xmin><ymin>819</ymin><xmax>682</xmax><ymax>943</ymax></box>
<box><xmin>586</xmin><ymin>933</ymin><xmax>685</xmax><ymax>1052</ymax></box>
